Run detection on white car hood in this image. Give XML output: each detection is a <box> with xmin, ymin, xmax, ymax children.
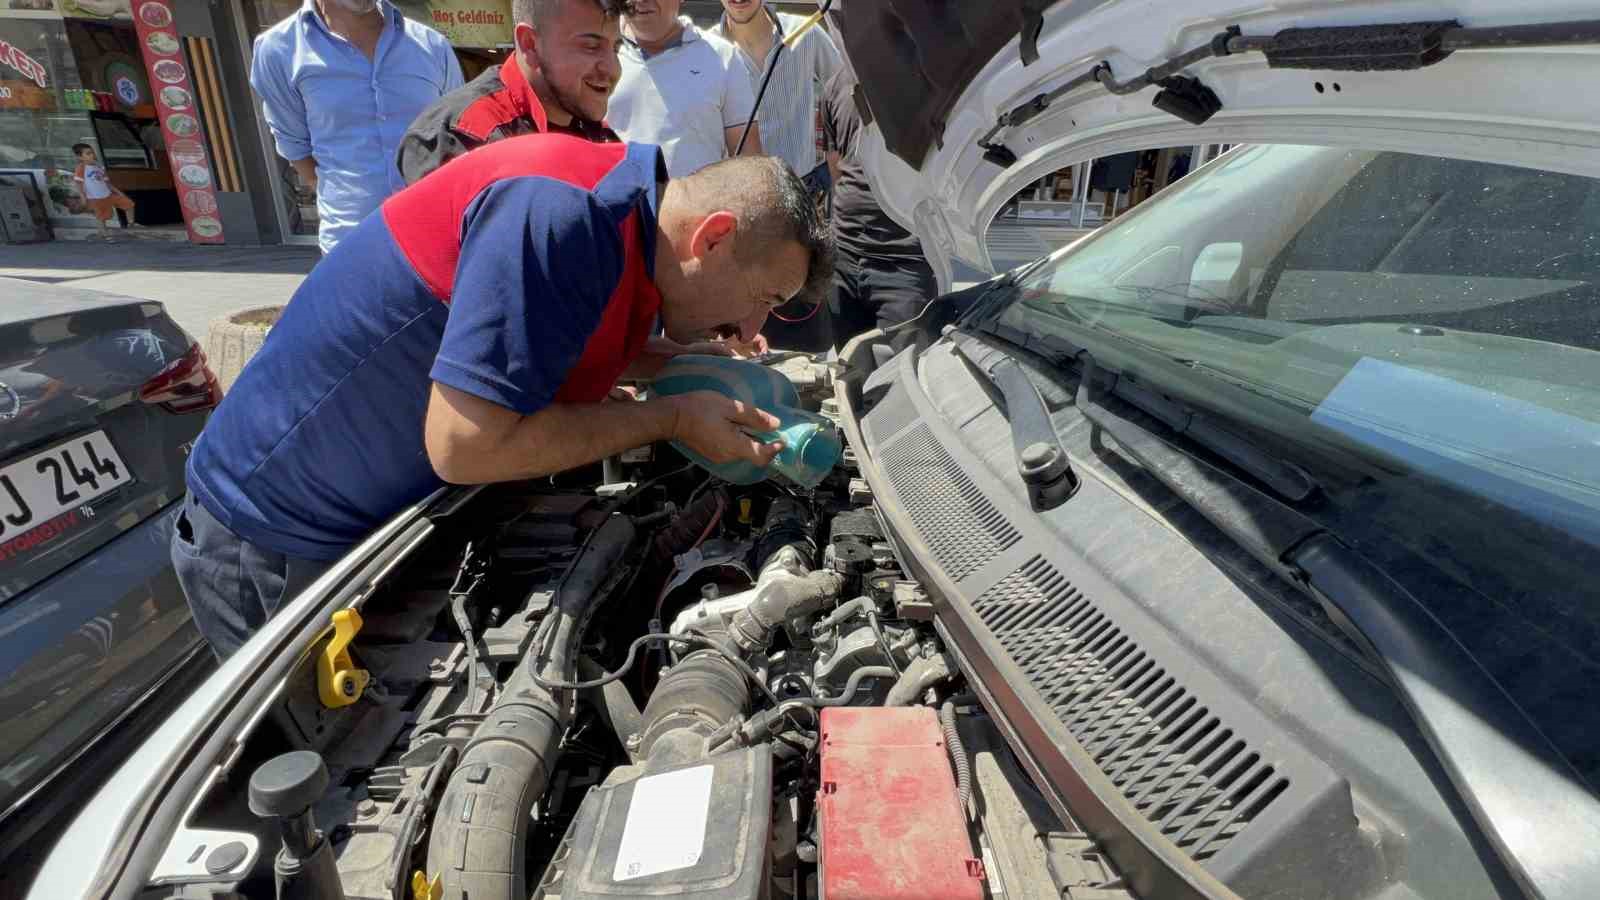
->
<box><xmin>829</xmin><ymin>0</ymin><xmax>1600</xmax><ymax>287</ymax></box>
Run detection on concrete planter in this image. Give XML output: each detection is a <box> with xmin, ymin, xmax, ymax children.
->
<box><xmin>206</xmin><ymin>305</ymin><xmax>283</xmax><ymax>393</ymax></box>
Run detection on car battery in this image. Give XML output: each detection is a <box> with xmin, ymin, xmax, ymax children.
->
<box><xmin>560</xmin><ymin>744</ymin><xmax>772</xmax><ymax>899</ymax></box>
<box><xmin>817</xmin><ymin>707</ymin><xmax>984</xmax><ymax>900</ymax></box>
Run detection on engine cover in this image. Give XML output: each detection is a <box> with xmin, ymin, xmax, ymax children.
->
<box><xmin>816</xmin><ymin>708</ymin><xmax>984</xmax><ymax>900</ymax></box>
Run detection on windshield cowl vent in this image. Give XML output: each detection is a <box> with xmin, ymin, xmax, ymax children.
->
<box><xmin>977</xmin><ymin>556</ymin><xmax>1288</xmax><ymax>861</ymax></box>
<box><xmin>878</xmin><ymin>423</ymin><xmax>1021</xmax><ymax>581</ymax></box>
<box><xmin>870</xmin><ymin>353</ymin><xmax>1398</xmax><ymax>897</ymax></box>
<box><xmin>956</xmin><ymin>551</ymin><xmax>1380</xmax><ymax>894</ymax></box>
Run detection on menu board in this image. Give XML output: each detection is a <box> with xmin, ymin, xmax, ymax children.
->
<box><xmin>130</xmin><ymin>0</ymin><xmax>223</xmax><ymax>243</ymax></box>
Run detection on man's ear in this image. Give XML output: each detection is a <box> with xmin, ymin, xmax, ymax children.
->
<box><xmin>514</xmin><ymin>22</ymin><xmax>539</xmax><ymax>66</ymax></box>
<box><xmin>688</xmin><ymin>210</ymin><xmax>738</xmax><ymax>259</ymax></box>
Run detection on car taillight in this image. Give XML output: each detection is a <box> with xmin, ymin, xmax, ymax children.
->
<box><xmin>141</xmin><ymin>343</ymin><xmax>222</xmax><ymax>413</ymax></box>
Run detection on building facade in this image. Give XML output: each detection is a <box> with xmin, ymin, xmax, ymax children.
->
<box><xmin>0</xmin><ymin>0</ymin><xmax>826</xmax><ymax>246</ymax></box>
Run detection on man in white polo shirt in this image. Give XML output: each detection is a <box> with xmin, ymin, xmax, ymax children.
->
<box><xmin>608</xmin><ymin>0</ymin><xmax>764</xmax><ymax>177</ymax></box>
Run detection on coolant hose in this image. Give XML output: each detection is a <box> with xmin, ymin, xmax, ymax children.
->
<box><xmin>814</xmin><ymin>665</ymin><xmax>895</xmax><ymax>707</ymax></box>
<box><xmin>940</xmin><ymin>700</ymin><xmax>973</xmax><ymax>820</ymax></box>
<box><xmin>812</xmin><ymin>596</ymin><xmax>876</xmax><ymax>634</ymax></box>
<box><xmin>427</xmin><ymin>514</ymin><xmax>635</xmax><ymax>900</ymax></box>
<box><xmin>885</xmin><ymin>652</ymin><xmax>955</xmax><ymax>706</ymax></box>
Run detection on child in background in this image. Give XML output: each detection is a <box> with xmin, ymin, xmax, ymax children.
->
<box><xmin>72</xmin><ymin>143</ymin><xmax>137</xmax><ymax>240</ymax></box>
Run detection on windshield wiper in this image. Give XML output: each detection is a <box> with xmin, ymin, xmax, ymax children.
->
<box><xmin>980</xmin><ymin>317</ymin><xmax>1319</xmax><ymax>503</ymax></box>
<box><xmin>949</xmin><ymin>331</ymin><xmax>1079</xmax><ymax>511</ymax></box>
<box><xmin>1070</xmin><ymin>351</ymin><xmax>1600</xmax><ymax>900</ymax></box>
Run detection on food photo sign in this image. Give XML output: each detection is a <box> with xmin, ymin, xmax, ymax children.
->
<box><xmin>131</xmin><ymin>0</ymin><xmax>224</xmax><ymax>242</ymax></box>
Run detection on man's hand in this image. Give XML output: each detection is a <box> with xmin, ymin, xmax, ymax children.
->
<box><xmin>725</xmin><ymin>333</ymin><xmax>769</xmax><ymax>358</ymax></box>
<box><xmin>665</xmin><ymin>391</ymin><xmax>784</xmax><ymax>467</ymax></box>
<box><xmin>289</xmin><ymin>156</ymin><xmax>319</xmax><ymax>193</ymax></box>
<box><xmin>671</xmin><ymin>335</ymin><xmax>769</xmax><ymax>359</ymax></box>
<box><xmin>678</xmin><ymin>340</ymin><xmax>737</xmax><ymax>358</ymax></box>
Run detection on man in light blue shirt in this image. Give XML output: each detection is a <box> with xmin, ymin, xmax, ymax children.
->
<box><xmin>250</xmin><ymin>0</ymin><xmax>463</xmax><ymax>253</ymax></box>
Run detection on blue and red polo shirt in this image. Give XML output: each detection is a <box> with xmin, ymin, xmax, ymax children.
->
<box><xmin>187</xmin><ymin>135</ymin><xmax>666</xmax><ymax>560</ymax></box>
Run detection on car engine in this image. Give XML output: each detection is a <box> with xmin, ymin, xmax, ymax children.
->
<box><xmin>155</xmin><ymin>356</ymin><xmax>1102</xmax><ymax>900</ymax></box>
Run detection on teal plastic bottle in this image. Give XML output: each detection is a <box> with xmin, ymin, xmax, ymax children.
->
<box><xmin>650</xmin><ymin>355</ymin><xmax>842</xmax><ymax>488</ymax></box>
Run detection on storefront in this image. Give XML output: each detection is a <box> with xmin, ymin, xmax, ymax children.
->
<box><xmin>1003</xmin><ymin>144</ymin><xmax>1236</xmax><ymax>228</ymax></box>
<box><xmin>0</xmin><ymin>0</ymin><xmax>836</xmax><ymax>246</ymax></box>
<box><xmin>1</xmin><ymin>0</ymin><xmax>241</xmax><ymax>244</ymax></box>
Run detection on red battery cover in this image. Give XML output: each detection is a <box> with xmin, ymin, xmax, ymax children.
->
<box><xmin>816</xmin><ymin>707</ymin><xmax>985</xmax><ymax>900</ymax></box>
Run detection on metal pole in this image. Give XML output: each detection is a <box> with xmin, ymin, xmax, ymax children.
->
<box><xmin>1076</xmin><ymin>159</ymin><xmax>1093</xmax><ymax>228</ymax></box>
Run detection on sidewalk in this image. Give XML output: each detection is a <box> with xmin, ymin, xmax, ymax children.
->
<box><xmin>0</xmin><ymin>241</ymin><xmax>318</xmax><ymax>340</ymax></box>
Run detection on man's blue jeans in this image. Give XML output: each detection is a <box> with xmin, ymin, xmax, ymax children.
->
<box><xmin>171</xmin><ymin>493</ymin><xmax>331</xmax><ymax>660</ymax></box>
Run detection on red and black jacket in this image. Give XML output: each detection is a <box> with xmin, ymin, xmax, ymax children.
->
<box><xmin>396</xmin><ymin>55</ymin><xmax>618</xmax><ymax>185</ymax></box>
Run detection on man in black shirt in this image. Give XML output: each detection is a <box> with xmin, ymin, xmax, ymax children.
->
<box><xmin>819</xmin><ymin>67</ymin><xmax>937</xmax><ymax>353</ymax></box>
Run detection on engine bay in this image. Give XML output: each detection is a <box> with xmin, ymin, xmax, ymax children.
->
<box><xmin>150</xmin><ymin>356</ymin><xmax>1113</xmax><ymax>900</ymax></box>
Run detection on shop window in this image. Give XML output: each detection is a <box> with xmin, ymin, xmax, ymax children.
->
<box><xmin>0</xmin><ymin>17</ymin><xmax>103</xmax><ymax>225</ymax></box>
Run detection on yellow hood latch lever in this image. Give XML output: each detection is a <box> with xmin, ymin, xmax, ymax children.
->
<box><xmin>317</xmin><ymin>608</ymin><xmax>370</xmax><ymax>709</ymax></box>
<box><xmin>411</xmin><ymin>870</ymin><xmax>442</xmax><ymax>900</ymax></box>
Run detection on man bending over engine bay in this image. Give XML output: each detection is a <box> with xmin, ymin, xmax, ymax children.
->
<box><xmin>172</xmin><ymin>134</ymin><xmax>830</xmax><ymax>659</ymax></box>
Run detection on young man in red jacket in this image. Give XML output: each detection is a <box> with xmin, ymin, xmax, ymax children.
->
<box><xmin>399</xmin><ymin>0</ymin><xmax>625</xmax><ymax>184</ymax></box>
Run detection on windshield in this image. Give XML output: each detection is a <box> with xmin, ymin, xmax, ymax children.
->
<box><xmin>995</xmin><ymin>144</ymin><xmax>1600</xmax><ymax>782</ymax></box>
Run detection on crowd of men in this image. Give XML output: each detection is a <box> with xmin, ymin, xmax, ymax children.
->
<box><xmin>248</xmin><ymin>0</ymin><xmax>933</xmax><ymax>353</ymax></box>
<box><xmin>173</xmin><ymin>0</ymin><xmax>941</xmax><ymax>658</ymax></box>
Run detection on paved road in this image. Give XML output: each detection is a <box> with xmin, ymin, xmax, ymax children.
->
<box><xmin>1</xmin><ymin>222</ymin><xmax>1088</xmax><ymax>335</ymax></box>
<box><xmin>0</xmin><ymin>241</ymin><xmax>318</xmax><ymax>341</ymax></box>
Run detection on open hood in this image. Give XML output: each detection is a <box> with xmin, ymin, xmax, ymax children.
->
<box><xmin>828</xmin><ymin>0</ymin><xmax>1600</xmax><ymax>285</ymax></box>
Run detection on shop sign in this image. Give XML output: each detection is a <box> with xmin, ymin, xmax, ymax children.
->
<box><xmin>60</xmin><ymin>0</ymin><xmax>133</xmax><ymax>21</ymax></box>
<box><xmin>131</xmin><ymin>0</ymin><xmax>224</xmax><ymax>243</ymax></box>
<box><xmin>113</xmin><ymin>74</ymin><xmax>138</xmax><ymax>105</ymax></box>
<box><xmin>0</xmin><ymin>37</ymin><xmax>48</xmax><ymax>88</ymax></box>
<box><xmin>394</xmin><ymin>0</ymin><xmax>513</xmax><ymax>48</ymax></box>
<box><xmin>2</xmin><ymin>0</ymin><xmax>64</xmax><ymax>17</ymax></box>
<box><xmin>0</xmin><ymin>79</ymin><xmax>54</xmax><ymax>110</ymax></box>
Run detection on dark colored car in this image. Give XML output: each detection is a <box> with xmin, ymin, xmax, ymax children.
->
<box><xmin>0</xmin><ymin>279</ymin><xmax>219</xmax><ymax>878</ymax></box>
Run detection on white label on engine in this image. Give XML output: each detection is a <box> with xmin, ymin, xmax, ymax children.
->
<box><xmin>612</xmin><ymin>764</ymin><xmax>714</xmax><ymax>882</ymax></box>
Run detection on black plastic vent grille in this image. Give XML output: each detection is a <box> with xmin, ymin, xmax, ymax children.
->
<box><xmin>879</xmin><ymin>424</ymin><xmax>1020</xmax><ymax>580</ymax></box>
<box><xmin>864</xmin><ymin>382</ymin><xmax>920</xmax><ymax>444</ymax></box>
<box><xmin>977</xmin><ymin>556</ymin><xmax>1292</xmax><ymax>862</ymax></box>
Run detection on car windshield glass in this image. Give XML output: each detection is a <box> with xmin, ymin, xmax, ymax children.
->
<box><xmin>994</xmin><ymin>144</ymin><xmax>1600</xmax><ymax>780</ymax></box>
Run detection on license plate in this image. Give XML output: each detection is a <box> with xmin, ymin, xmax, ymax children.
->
<box><xmin>0</xmin><ymin>431</ymin><xmax>132</xmax><ymax>538</ymax></box>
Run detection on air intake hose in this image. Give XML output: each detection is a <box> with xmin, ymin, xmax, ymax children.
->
<box><xmin>636</xmin><ymin>649</ymin><xmax>752</xmax><ymax>766</ymax></box>
<box><xmin>727</xmin><ymin>550</ymin><xmax>843</xmax><ymax>654</ymax></box>
<box><xmin>427</xmin><ymin>514</ymin><xmax>635</xmax><ymax>900</ymax></box>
